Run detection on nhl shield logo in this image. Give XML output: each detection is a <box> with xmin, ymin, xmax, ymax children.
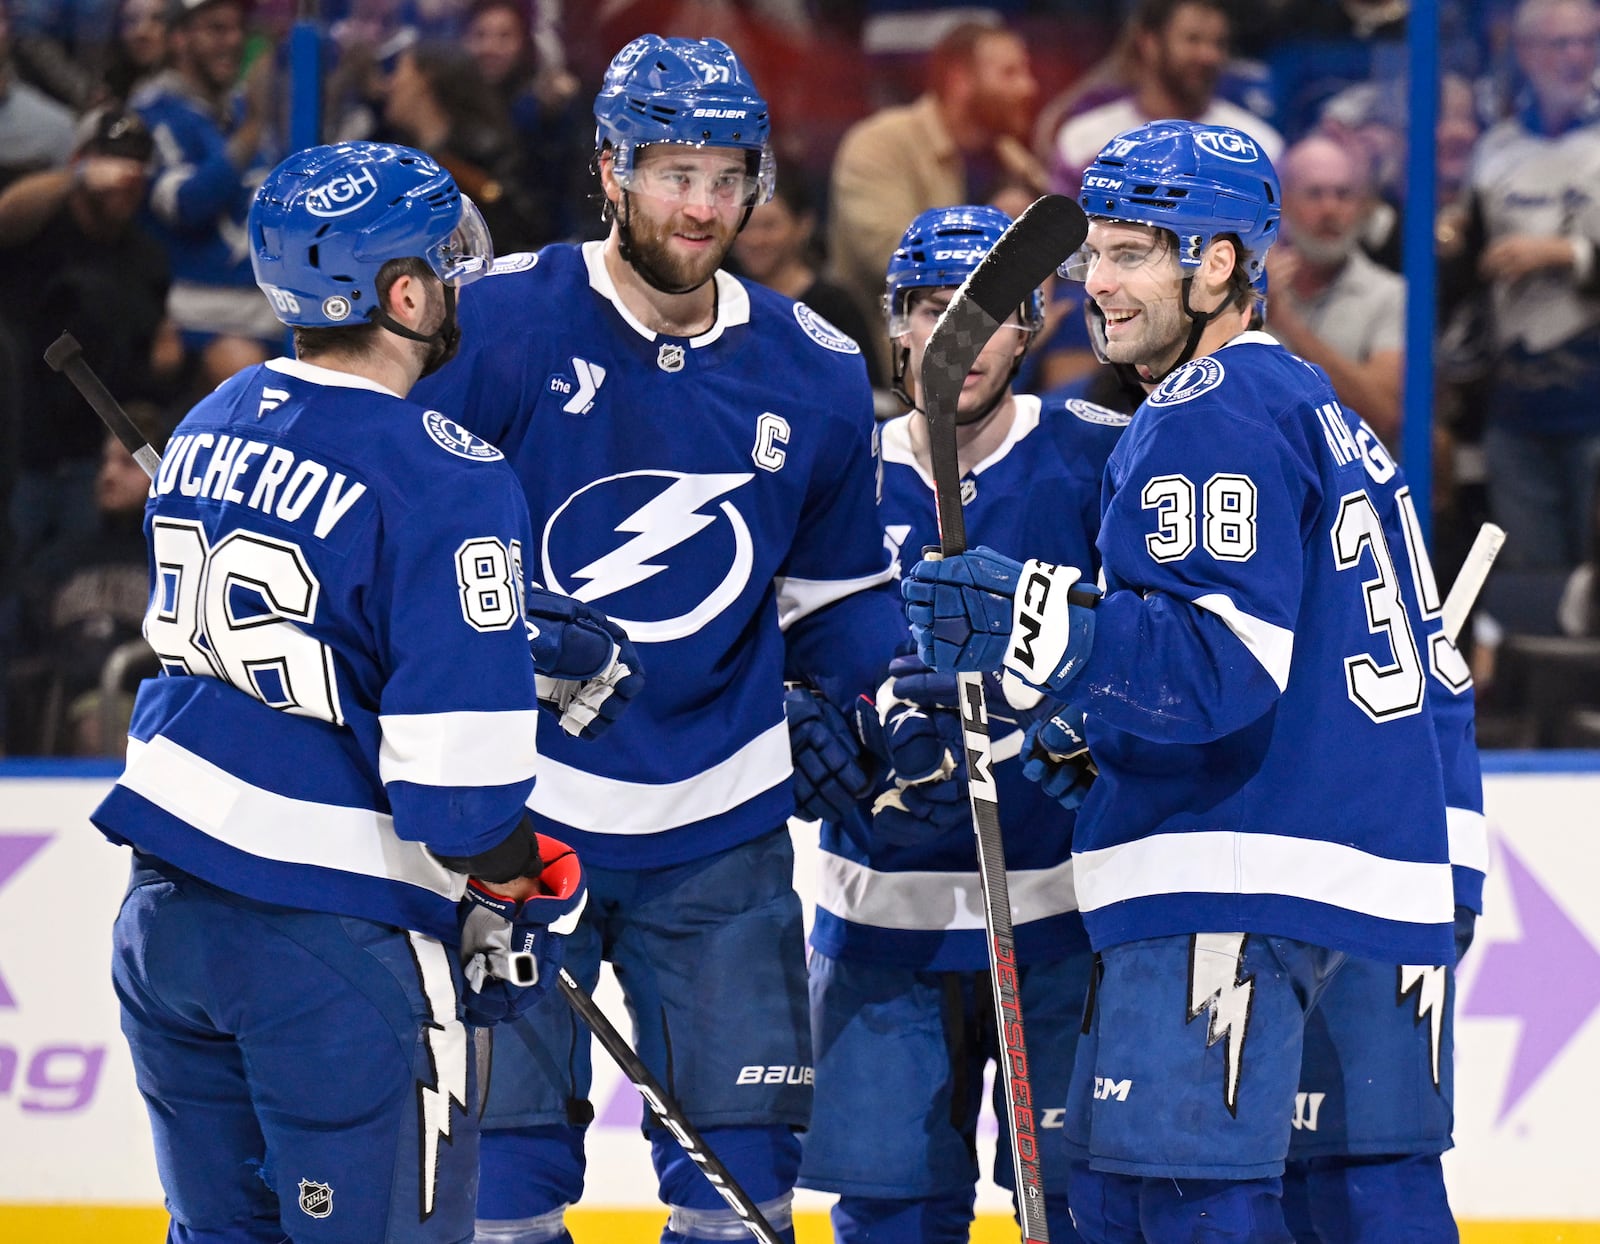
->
<box><xmin>298</xmin><ymin>1179</ymin><xmax>333</xmax><ymax>1219</ymax></box>
<box><xmin>657</xmin><ymin>343</ymin><xmax>686</xmax><ymax>373</ymax></box>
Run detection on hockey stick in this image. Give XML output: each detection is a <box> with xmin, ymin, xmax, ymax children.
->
<box><xmin>1440</xmin><ymin>522</ymin><xmax>1507</xmax><ymax>645</ymax></box>
<box><xmin>920</xmin><ymin>194</ymin><xmax>1090</xmax><ymax>1244</ymax></box>
<box><xmin>557</xmin><ymin>971</ymin><xmax>783</xmax><ymax>1244</ymax></box>
<box><xmin>44</xmin><ymin>332</ymin><xmax>162</xmax><ymax>479</ymax></box>
<box><xmin>43</xmin><ymin>333</ymin><xmax>781</xmax><ymax>1242</ymax></box>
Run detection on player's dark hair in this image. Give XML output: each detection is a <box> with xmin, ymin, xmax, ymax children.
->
<box><xmin>1133</xmin><ymin>0</ymin><xmax>1231</xmax><ymax>34</ymax></box>
<box><xmin>293</xmin><ymin>257</ymin><xmax>434</xmax><ymax>360</ymax></box>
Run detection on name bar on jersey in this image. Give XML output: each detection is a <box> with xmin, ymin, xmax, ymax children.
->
<box><xmin>156</xmin><ymin>432</ymin><xmax>369</xmax><ymax>540</ymax></box>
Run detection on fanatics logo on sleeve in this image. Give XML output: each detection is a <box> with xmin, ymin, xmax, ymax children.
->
<box><xmin>793</xmin><ymin>303</ymin><xmax>861</xmax><ymax>355</ymax></box>
<box><xmin>422</xmin><ymin>411</ymin><xmax>504</xmax><ymax>462</ymax></box>
<box><xmin>1147</xmin><ymin>356</ymin><xmax>1225</xmax><ymax>408</ymax></box>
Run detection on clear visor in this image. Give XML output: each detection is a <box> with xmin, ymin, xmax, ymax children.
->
<box><xmin>615</xmin><ymin>156</ymin><xmax>763</xmax><ymax>208</ymax></box>
<box><xmin>889</xmin><ymin>290</ymin><xmax>1033</xmax><ymax>339</ymax></box>
<box><xmin>426</xmin><ymin>195</ymin><xmax>494</xmax><ymax>286</ymax></box>
<box><xmin>1058</xmin><ymin>230</ymin><xmax>1173</xmax><ymax>283</ymax></box>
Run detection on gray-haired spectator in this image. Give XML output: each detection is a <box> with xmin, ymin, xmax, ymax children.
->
<box><xmin>1265</xmin><ymin>131</ymin><xmax>1405</xmax><ymax>448</ymax></box>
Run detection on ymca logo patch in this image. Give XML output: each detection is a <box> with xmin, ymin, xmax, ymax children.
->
<box><xmin>1065</xmin><ymin>398</ymin><xmax>1131</xmax><ymax>426</ymax></box>
<box><xmin>1148</xmin><ymin>356</ymin><xmax>1225</xmax><ymax>408</ymax></box>
<box><xmin>793</xmin><ymin>302</ymin><xmax>861</xmax><ymax>355</ymax></box>
<box><xmin>298</xmin><ymin>1179</ymin><xmax>333</xmax><ymax>1219</ymax></box>
<box><xmin>422</xmin><ymin>410</ymin><xmax>504</xmax><ymax>462</ymax></box>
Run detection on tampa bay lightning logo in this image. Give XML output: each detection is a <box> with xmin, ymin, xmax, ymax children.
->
<box><xmin>794</xmin><ymin>302</ymin><xmax>861</xmax><ymax>354</ymax></box>
<box><xmin>542</xmin><ymin>470</ymin><xmax>756</xmax><ymax>643</ymax></box>
<box><xmin>1148</xmin><ymin>356</ymin><xmax>1226</xmax><ymax>408</ymax></box>
<box><xmin>1065</xmin><ymin>397</ymin><xmax>1131</xmax><ymax>426</ymax></box>
<box><xmin>422</xmin><ymin>411</ymin><xmax>504</xmax><ymax>461</ymax></box>
<box><xmin>489</xmin><ymin>252</ymin><xmax>537</xmax><ymax>274</ymax></box>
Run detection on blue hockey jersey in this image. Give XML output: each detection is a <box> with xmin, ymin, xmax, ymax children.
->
<box><xmin>91</xmin><ymin>358</ymin><xmax>544</xmax><ymax>944</ymax></box>
<box><xmin>413</xmin><ymin>243</ymin><xmax>902</xmax><ymax>869</ymax></box>
<box><xmin>1353</xmin><ymin>417</ymin><xmax>1487</xmax><ymax>915</ymax></box>
<box><xmin>813</xmin><ymin>395</ymin><xmax>1127</xmax><ymax>971</ymax></box>
<box><xmin>1067</xmin><ymin>332</ymin><xmax>1456</xmax><ymax>965</ymax></box>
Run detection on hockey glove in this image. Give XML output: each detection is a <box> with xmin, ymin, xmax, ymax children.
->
<box><xmin>854</xmin><ymin>654</ymin><xmax>970</xmax><ymax>845</ymax></box>
<box><xmin>785</xmin><ymin>687</ymin><xmax>873</xmax><ymax>822</ymax></box>
<box><xmin>459</xmin><ymin>834</ymin><xmax>587</xmax><ymax>1027</ymax></box>
<box><xmin>903</xmin><ymin>548</ymin><xmax>1099</xmax><ymax>692</ymax></box>
<box><xmin>527</xmin><ymin>587</ymin><xmax>644</xmax><ymax>740</ymax></box>
<box><xmin>1020</xmin><ymin>705</ymin><xmax>1097</xmax><ymax>811</ymax></box>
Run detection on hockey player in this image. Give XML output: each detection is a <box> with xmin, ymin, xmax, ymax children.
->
<box><xmin>1278</xmin><ymin>413</ymin><xmax>1486</xmax><ymax>1243</ymax></box>
<box><xmin>409</xmin><ymin>35</ymin><xmax>904</xmax><ymax>1244</ymax></box>
<box><xmin>92</xmin><ymin>142</ymin><xmax>598</xmax><ymax>1243</ymax></box>
<box><xmin>902</xmin><ymin>121</ymin><xmax>1458</xmax><ymax>1242</ymax></box>
<box><xmin>793</xmin><ymin>205</ymin><xmax>1126</xmax><ymax>1244</ymax></box>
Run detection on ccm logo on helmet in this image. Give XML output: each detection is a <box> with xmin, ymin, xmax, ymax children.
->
<box><xmin>1084</xmin><ymin>175</ymin><xmax>1123</xmax><ymax>190</ymax></box>
<box><xmin>305</xmin><ymin>166</ymin><xmax>380</xmax><ymax>217</ymax></box>
<box><xmin>1195</xmin><ymin>130</ymin><xmax>1261</xmax><ymax>163</ymax></box>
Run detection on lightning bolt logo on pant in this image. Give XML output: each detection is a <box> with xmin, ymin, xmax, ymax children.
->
<box><xmin>1398</xmin><ymin>964</ymin><xmax>1448</xmax><ymax>1088</ymax></box>
<box><xmin>408</xmin><ymin>933</ymin><xmax>469</xmax><ymax>1220</ymax></box>
<box><xmin>1188</xmin><ymin>932</ymin><xmax>1255</xmax><ymax>1117</ymax></box>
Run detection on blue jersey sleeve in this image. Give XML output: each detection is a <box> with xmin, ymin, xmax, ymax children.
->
<box><xmin>374</xmin><ymin>462</ymin><xmax>542</xmax><ymax>862</ymax></box>
<box><xmin>140</xmin><ymin>95</ymin><xmax>248</xmax><ymax>231</ymax></box>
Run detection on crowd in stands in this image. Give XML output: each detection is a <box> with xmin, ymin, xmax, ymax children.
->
<box><xmin>3</xmin><ymin>0</ymin><xmax>1600</xmax><ymax>754</ymax></box>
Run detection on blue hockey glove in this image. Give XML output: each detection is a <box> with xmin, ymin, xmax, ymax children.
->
<box><xmin>854</xmin><ymin>654</ymin><xmax>971</xmax><ymax>845</ymax></box>
<box><xmin>526</xmin><ymin>587</ymin><xmax>644</xmax><ymax>740</ymax></box>
<box><xmin>903</xmin><ymin>548</ymin><xmax>1099</xmax><ymax>692</ymax></box>
<box><xmin>459</xmin><ymin>834</ymin><xmax>587</xmax><ymax>1027</ymax></box>
<box><xmin>1021</xmin><ymin>705</ymin><xmax>1097</xmax><ymax>811</ymax></box>
<box><xmin>785</xmin><ymin>687</ymin><xmax>873</xmax><ymax>822</ymax></box>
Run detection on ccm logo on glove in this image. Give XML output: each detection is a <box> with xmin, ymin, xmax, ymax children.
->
<box><xmin>1007</xmin><ymin>561</ymin><xmax>1081</xmax><ymax>686</ymax></box>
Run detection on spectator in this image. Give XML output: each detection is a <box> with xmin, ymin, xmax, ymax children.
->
<box><xmin>1558</xmin><ymin>464</ymin><xmax>1600</xmax><ymax>634</ymax></box>
<box><xmin>133</xmin><ymin>0</ymin><xmax>282</xmax><ymax>392</ymax></box>
<box><xmin>1265</xmin><ymin>131</ymin><xmax>1405</xmax><ymax>448</ymax></box>
<box><xmin>827</xmin><ymin>18</ymin><xmax>1043</xmax><ymax>370</ymax></box>
<box><xmin>102</xmin><ymin>0</ymin><xmax>169</xmax><ymax>102</ymax></box>
<box><xmin>0</xmin><ymin>2</ymin><xmax>77</xmax><ymax>188</ymax></box>
<box><xmin>382</xmin><ymin>41</ymin><xmax>549</xmax><ymax>253</ymax></box>
<box><xmin>4</xmin><ymin>0</ymin><xmax>122</xmax><ymax>109</ymax></box>
<box><xmin>463</xmin><ymin>0</ymin><xmax>592</xmax><ymax>243</ymax></box>
<box><xmin>732</xmin><ymin>169</ymin><xmax>887</xmax><ymax>390</ymax></box>
<box><xmin>1464</xmin><ymin>0</ymin><xmax>1600</xmax><ymax>570</ymax></box>
<box><xmin>0</xmin><ymin>106</ymin><xmax>176</xmax><ymax>593</ymax></box>
<box><xmin>1046</xmin><ymin>0</ymin><xmax>1283</xmax><ymax>196</ymax></box>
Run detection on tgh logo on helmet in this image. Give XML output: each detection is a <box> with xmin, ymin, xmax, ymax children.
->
<box><xmin>1194</xmin><ymin>130</ymin><xmax>1261</xmax><ymax>163</ymax></box>
<box><xmin>305</xmin><ymin>166</ymin><xmax>380</xmax><ymax>217</ymax></box>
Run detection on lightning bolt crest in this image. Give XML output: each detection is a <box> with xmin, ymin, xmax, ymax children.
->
<box><xmin>1188</xmin><ymin>932</ymin><xmax>1255</xmax><ymax>1117</ymax></box>
<box><xmin>570</xmin><ymin>473</ymin><xmax>752</xmax><ymax>604</ymax></box>
<box><xmin>409</xmin><ymin>934</ymin><xmax>471</xmax><ymax>1219</ymax></box>
<box><xmin>1398</xmin><ymin>964</ymin><xmax>1448</xmax><ymax>1088</ymax></box>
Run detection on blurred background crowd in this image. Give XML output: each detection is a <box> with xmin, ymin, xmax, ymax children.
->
<box><xmin>3</xmin><ymin>0</ymin><xmax>1600</xmax><ymax>755</ymax></box>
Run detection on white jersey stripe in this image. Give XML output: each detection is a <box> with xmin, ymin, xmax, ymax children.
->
<box><xmin>1072</xmin><ymin>829</ymin><xmax>1454</xmax><ymax>926</ymax></box>
<box><xmin>775</xmin><ymin>565</ymin><xmax>897</xmax><ymax>631</ymax></box>
<box><xmin>818</xmin><ymin>853</ymin><xmax>1079</xmax><ymax>932</ymax></box>
<box><xmin>120</xmin><ymin>736</ymin><xmax>465</xmax><ymax>899</ymax></box>
<box><xmin>527</xmin><ymin>721</ymin><xmax>792</xmax><ymax>835</ymax></box>
<box><xmin>1447</xmin><ymin>805</ymin><xmax>1489</xmax><ymax>874</ymax></box>
<box><xmin>380</xmin><ymin>709</ymin><xmax>541</xmax><ymax>789</ymax></box>
<box><xmin>1192</xmin><ymin>592</ymin><xmax>1296</xmax><ymax>690</ymax></box>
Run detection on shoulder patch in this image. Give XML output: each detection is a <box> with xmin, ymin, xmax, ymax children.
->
<box><xmin>1065</xmin><ymin>397</ymin><xmax>1132</xmax><ymax>427</ymax></box>
<box><xmin>1148</xmin><ymin>356</ymin><xmax>1226</xmax><ymax>408</ymax></box>
<box><xmin>422</xmin><ymin>410</ymin><xmax>504</xmax><ymax>462</ymax></box>
<box><xmin>489</xmin><ymin>252</ymin><xmax>538</xmax><ymax>275</ymax></box>
<box><xmin>793</xmin><ymin>302</ymin><xmax>861</xmax><ymax>355</ymax></box>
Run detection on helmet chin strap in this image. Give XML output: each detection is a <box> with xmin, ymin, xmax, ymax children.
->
<box><xmin>369</xmin><ymin>284</ymin><xmax>461</xmax><ymax>378</ymax></box>
<box><xmin>1138</xmin><ymin>275</ymin><xmax>1225</xmax><ymax>386</ymax></box>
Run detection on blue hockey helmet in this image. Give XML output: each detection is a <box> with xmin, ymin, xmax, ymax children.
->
<box><xmin>249</xmin><ymin>142</ymin><xmax>493</xmax><ymax>329</ymax></box>
<box><xmin>594</xmin><ymin>34</ymin><xmax>775</xmax><ymax>206</ymax></box>
<box><xmin>1065</xmin><ymin>120</ymin><xmax>1280</xmax><ymax>285</ymax></box>
<box><xmin>884</xmin><ymin>205</ymin><xmax>1046</xmax><ymax>336</ymax></box>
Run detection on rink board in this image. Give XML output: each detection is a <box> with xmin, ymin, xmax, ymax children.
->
<box><xmin>0</xmin><ymin>755</ymin><xmax>1596</xmax><ymax>1238</ymax></box>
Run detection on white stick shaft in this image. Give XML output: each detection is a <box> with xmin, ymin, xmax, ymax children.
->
<box><xmin>1440</xmin><ymin>523</ymin><xmax>1507</xmax><ymax>644</ymax></box>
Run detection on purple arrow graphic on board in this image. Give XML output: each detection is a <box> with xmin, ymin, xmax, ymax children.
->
<box><xmin>0</xmin><ymin>834</ymin><xmax>53</xmax><ymax>1008</ymax></box>
<box><xmin>1461</xmin><ymin>839</ymin><xmax>1600</xmax><ymax>1123</ymax></box>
